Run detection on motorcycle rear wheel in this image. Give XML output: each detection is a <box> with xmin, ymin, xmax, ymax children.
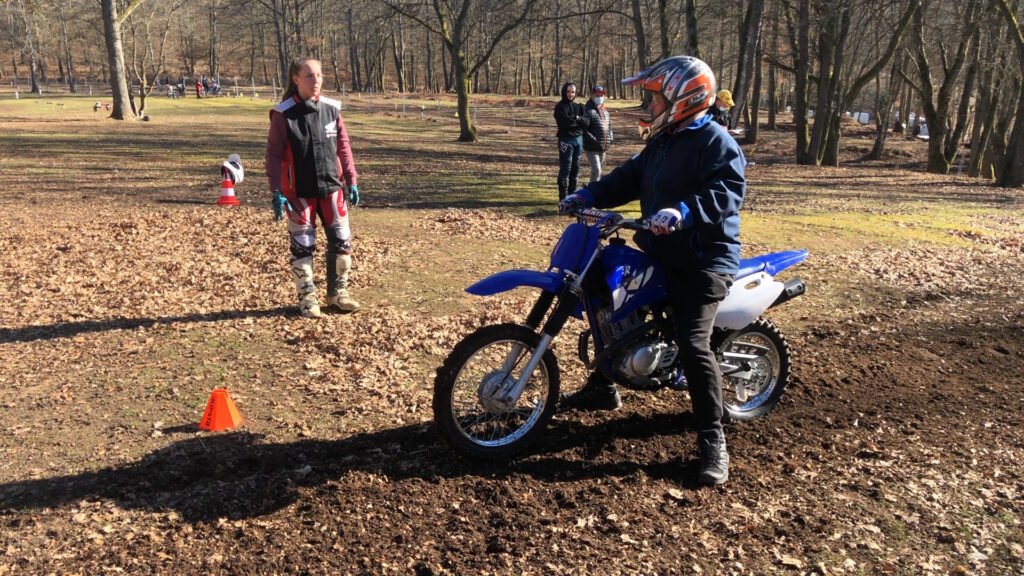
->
<box><xmin>433</xmin><ymin>323</ymin><xmax>560</xmax><ymax>460</ymax></box>
<box><xmin>713</xmin><ymin>318</ymin><xmax>790</xmax><ymax>421</ymax></box>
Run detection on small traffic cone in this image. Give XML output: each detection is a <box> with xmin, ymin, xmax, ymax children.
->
<box><xmin>216</xmin><ymin>178</ymin><xmax>240</xmax><ymax>206</ymax></box>
<box><xmin>199</xmin><ymin>388</ymin><xmax>244</xmax><ymax>431</ymax></box>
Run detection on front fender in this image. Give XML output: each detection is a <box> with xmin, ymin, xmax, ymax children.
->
<box><xmin>466</xmin><ymin>270</ymin><xmax>565</xmax><ymax>296</ymax></box>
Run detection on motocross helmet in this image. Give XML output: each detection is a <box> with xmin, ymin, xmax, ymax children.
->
<box><xmin>222</xmin><ymin>153</ymin><xmax>244</xmax><ymax>184</ymax></box>
<box><xmin>623</xmin><ymin>55</ymin><xmax>716</xmax><ymax>140</ymax></box>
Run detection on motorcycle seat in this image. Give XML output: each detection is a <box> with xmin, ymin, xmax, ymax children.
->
<box><xmin>736</xmin><ymin>258</ymin><xmax>767</xmax><ymax>279</ymax></box>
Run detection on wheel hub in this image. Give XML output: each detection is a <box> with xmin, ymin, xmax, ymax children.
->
<box><xmin>477</xmin><ymin>370</ymin><xmax>515</xmax><ymax>412</ymax></box>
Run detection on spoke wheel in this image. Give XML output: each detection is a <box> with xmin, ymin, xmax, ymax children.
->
<box><xmin>713</xmin><ymin>318</ymin><xmax>790</xmax><ymax>421</ymax></box>
<box><xmin>433</xmin><ymin>324</ymin><xmax>560</xmax><ymax>460</ymax></box>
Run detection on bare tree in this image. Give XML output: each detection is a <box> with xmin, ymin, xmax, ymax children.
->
<box><xmin>101</xmin><ymin>0</ymin><xmax>150</xmax><ymax>120</ymax></box>
<box><xmin>387</xmin><ymin>0</ymin><xmax>539</xmax><ymax>142</ymax></box>
<box><xmin>995</xmin><ymin>0</ymin><xmax>1024</xmax><ymax>187</ymax></box>
<box><xmin>906</xmin><ymin>0</ymin><xmax>979</xmax><ymax>174</ymax></box>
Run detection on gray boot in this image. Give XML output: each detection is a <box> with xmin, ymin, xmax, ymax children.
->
<box><xmin>697</xmin><ymin>432</ymin><xmax>730</xmax><ymax>486</ymax></box>
<box><xmin>291</xmin><ymin>256</ymin><xmax>321</xmax><ymax>318</ymax></box>
<box><xmin>326</xmin><ymin>254</ymin><xmax>360</xmax><ymax>313</ymax></box>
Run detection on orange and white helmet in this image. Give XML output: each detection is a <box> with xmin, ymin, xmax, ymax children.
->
<box><xmin>623</xmin><ymin>56</ymin><xmax>716</xmax><ymax>140</ymax></box>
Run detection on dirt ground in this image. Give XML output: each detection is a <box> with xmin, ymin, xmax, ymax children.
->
<box><xmin>0</xmin><ymin>94</ymin><xmax>1023</xmax><ymax>575</ymax></box>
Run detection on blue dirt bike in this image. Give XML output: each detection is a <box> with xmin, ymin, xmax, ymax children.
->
<box><xmin>433</xmin><ymin>209</ymin><xmax>807</xmax><ymax>460</ymax></box>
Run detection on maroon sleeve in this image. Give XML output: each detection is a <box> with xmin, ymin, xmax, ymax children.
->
<box><xmin>265</xmin><ymin>111</ymin><xmax>287</xmax><ymax>192</ymax></box>
<box><xmin>335</xmin><ymin>115</ymin><xmax>358</xmax><ymax>187</ymax></box>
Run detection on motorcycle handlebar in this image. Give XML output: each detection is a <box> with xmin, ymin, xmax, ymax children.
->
<box><xmin>571</xmin><ymin>208</ymin><xmax>671</xmax><ymax>234</ymax></box>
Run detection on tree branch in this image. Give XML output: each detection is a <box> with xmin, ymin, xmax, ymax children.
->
<box><xmin>117</xmin><ymin>0</ymin><xmax>150</xmax><ymax>25</ymax></box>
<box><xmin>995</xmin><ymin>0</ymin><xmax>1024</xmax><ymax>66</ymax></box>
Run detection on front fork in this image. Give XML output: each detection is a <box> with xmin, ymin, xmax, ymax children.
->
<box><xmin>492</xmin><ymin>289</ymin><xmax>578</xmax><ymax>409</ymax></box>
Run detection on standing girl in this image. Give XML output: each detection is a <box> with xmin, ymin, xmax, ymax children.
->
<box><xmin>266</xmin><ymin>57</ymin><xmax>362</xmax><ymax>318</ymax></box>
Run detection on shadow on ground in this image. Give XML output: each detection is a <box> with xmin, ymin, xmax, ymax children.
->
<box><xmin>0</xmin><ymin>306</ymin><xmax>294</xmax><ymax>344</ymax></box>
<box><xmin>0</xmin><ymin>411</ymin><xmax>699</xmax><ymax>523</ymax></box>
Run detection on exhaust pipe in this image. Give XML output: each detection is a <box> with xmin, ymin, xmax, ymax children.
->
<box><xmin>770</xmin><ymin>278</ymin><xmax>806</xmax><ymax>308</ymax></box>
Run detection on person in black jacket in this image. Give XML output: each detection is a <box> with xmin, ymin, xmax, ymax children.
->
<box><xmin>583</xmin><ymin>85</ymin><xmax>614</xmax><ymax>182</ymax></box>
<box><xmin>553</xmin><ymin>81</ymin><xmax>590</xmax><ymax>200</ymax></box>
<box><xmin>559</xmin><ymin>56</ymin><xmax>745</xmax><ymax>487</ymax></box>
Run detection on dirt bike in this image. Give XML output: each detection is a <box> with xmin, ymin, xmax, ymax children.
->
<box><xmin>433</xmin><ymin>208</ymin><xmax>808</xmax><ymax>460</ymax></box>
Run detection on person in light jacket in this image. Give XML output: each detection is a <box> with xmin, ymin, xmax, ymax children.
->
<box><xmin>582</xmin><ymin>85</ymin><xmax>614</xmax><ymax>182</ymax></box>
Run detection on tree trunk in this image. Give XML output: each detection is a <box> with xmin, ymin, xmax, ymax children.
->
<box><xmin>330</xmin><ymin>30</ymin><xmax>343</xmax><ymax>92</ymax></box>
<box><xmin>391</xmin><ymin>17</ymin><xmax>407</xmax><ymax>93</ymax></box>
<box><xmin>995</xmin><ymin>0</ymin><xmax>1024</xmax><ymax>186</ymax></box>
<box><xmin>101</xmin><ymin>0</ymin><xmax>134</xmax><ymax>119</ymax></box>
<box><xmin>685</xmin><ymin>0</ymin><xmax>700</xmax><ymax>57</ymax></box>
<box><xmin>870</xmin><ymin>58</ymin><xmax>904</xmax><ymax>160</ymax></box>
<box><xmin>452</xmin><ymin>54</ymin><xmax>477</xmax><ymax>142</ymax></box>
<box><xmin>209</xmin><ymin>1</ymin><xmax>219</xmax><ymax>79</ymax></box>
<box><xmin>630</xmin><ymin>0</ymin><xmax>651</xmax><ymax>107</ymax></box>
<box><xmin>766</xmin><ymin>6</ymin><xmax>778</xmax><ymax>130</ymax></box>
<box><xmin>347</xmin><ymin>7</ymin><xmax>361</xmax><ymax>91</ymax></box>
<box><xmin>731</xmin><ymin>0</ymin><xmax>765</xmax><ymax>129</ymax></box>
<box><xmin>997</xmin><ymin>80</ymin><xmax>1024</xmax><ymax>186</ymax></box>
<box><xmin>425</xmin><ymin>26</ymin><xmax>435</xmax><ymax>92</ymax></box>
<box><xmin>912</xmin><ymin>3</ymin><xmax>978</xmax><ymax>173</ymax></box>
<box><xmin>59</xmin><ymin>6</ymin><xmax>76</xmax><ymax>93</ymax></box>
<box><xmin>746</xmin><ymin>37</ymin><xmax>763</xmax><ymax>144</ymax></box>
<box><xmin>793</xmin><ymin>0</ymin><xmax>813</xmax><ymax>164</ymax></box>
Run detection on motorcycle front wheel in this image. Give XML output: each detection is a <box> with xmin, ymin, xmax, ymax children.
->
<box><xmin>713</xmin><ymin>318</ymin><xmax>791</xmax><ymax>421</ymax></box>
<box><xmin>433</xmin><ymin>323</ymin><xmax>560</xmax><ymax>460</ymax></box>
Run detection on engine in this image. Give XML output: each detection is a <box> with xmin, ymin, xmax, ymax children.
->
<box><xmin>596</xmin><ymin>307</ymin><xmax>679</xmax><ymax>387</ymax></box>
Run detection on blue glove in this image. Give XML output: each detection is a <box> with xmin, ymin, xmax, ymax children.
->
<box><xmin>348</xmin><ymin>184</ymin><xmax>360</xmax><ymax>206</ymax></box>
<box><xmin>558</xmin><ymin>190</ymin><xmax>594</xmax><ymax>214</ymax></box>
<box><xmin>272</xmin><ymin>190</ymin><xmax>287</xmax><ymax>221</ymax></box>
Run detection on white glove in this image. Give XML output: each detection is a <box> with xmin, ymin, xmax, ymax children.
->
<box><xmin>650</xmin><ymin>208</ymin><xmax>682</xmax><ymax>236</ymax></box>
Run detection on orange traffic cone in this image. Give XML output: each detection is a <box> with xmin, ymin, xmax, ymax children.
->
<box><xmin>216</xmin><ymin>178</ymin><xmax>240</xmax><ymax>206</ymax></box>
<box><xmin>199</xmin><ymin>388</ymin><xmax>244</xmax><ymax>431</ymax></box>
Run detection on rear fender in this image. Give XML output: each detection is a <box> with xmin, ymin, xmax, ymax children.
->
<box><xmin>715</xmin><ymin>272</ymin><xmax>784</xmax><ymax>330</ymax></box>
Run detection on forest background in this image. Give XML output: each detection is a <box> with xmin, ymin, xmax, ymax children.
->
<box><xmin>3</xmin><ymin>0</ymin><xmax>1024</xmax><ymax>187</ymax></box>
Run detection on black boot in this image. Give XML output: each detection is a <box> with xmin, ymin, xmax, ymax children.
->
<box><xmin>558</xmin><ymin>179</ymin><xmax>569</xmax><ymax>201</ymax></box>
<box><xmin>568</xmin><ymin>177</ymin><xmax>578</xmax><ymax>196</ymax></box>
<box><xmin>697</xmin><ymin>432</ymin><xmax>730</xmax><ymax>486</ymax></box>
<box><xmin>560</xmin><ymin>372</ymin><xmax>622</xmax><ymax>412</ymax></box>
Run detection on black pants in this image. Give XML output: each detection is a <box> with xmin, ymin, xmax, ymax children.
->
<box><xmin>663</xmin><ymin>267</ymin><xmax>732</xmax><ymax>439</ymax></box>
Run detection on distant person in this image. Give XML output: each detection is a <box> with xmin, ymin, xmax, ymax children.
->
<box><xmin>195</xmin><ymin>79</ymin><xmax>203</xmax><ymax>99</ymax></box>
<box><xmin>710</xmin><ymin>89</ymin><xmax>734</xmax><ymax>127</ymax></box>
<box><xmin>583</xmin><ymin>85</ymin><xmax>613</xmax><ymax>183</ymax></box>
<box><xmin>265</xmin><ymin>56</ymin><xmax>362</xmax><ymax>318</ymax></box>
<box><xmin>553</xmin><ymin>81</ymin><xmax>590</xmax><ymax>200</ymax></box>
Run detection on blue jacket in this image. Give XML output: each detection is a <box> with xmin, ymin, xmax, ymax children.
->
<box><xmin>584</xmin><ymin>118</ymin><xmax>745</xmax><ymax>274</ymax></box>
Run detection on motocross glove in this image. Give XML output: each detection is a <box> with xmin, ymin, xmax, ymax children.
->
<box><xmin>347</xmin><ymin>184</ymin><xmax>360</xmax><ymax>206</ymax></box>
<box><xmin>272</xmin><ymin>190</ymin><xmax>287</xmax><ymax>222</ymax></box>
<box><xmin>650</xmin><ymin>207</ymin><xmax>682</xmax><ymax>235</ymax></box>
<box><xmin>558</xmin><ymin>190</ymin><xmax>594</xmax><ymax>214</ymax></box>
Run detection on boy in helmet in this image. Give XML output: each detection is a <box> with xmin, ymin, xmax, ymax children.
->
<box><xmin>559</xmin><ymin>56</ymin><xmax>745</xmax><ymax>487</ymax></box>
